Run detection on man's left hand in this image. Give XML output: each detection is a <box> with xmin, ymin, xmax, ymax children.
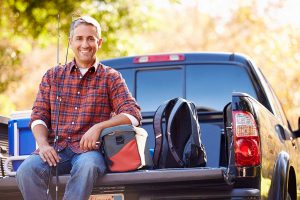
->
<box><xmin>80</xmin><ymin>124</ymin><xmax>102</xmax><ymax>151</ymax></box>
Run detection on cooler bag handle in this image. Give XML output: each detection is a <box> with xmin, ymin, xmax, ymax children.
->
<box><xmin>100</xmin><ymin>124</ymin><xmax>135</xmax><ymax>138</ymax></box>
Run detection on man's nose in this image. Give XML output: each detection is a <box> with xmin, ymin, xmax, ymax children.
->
<box><xmin>81</xmin><ymin>39</ymin><xmax>89</xmax><ymax>47</ymax></box>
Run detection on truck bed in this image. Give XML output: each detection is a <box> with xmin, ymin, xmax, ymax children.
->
<box><xmin>0</xmin><ymin>167</ymin><xmax>260</xmax><ymax>199</ymax></box>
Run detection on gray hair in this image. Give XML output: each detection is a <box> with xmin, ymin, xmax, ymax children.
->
<box><xmin>69</xmin><ymin>16</ymin><xmax>101</xmax><ymax>38</ymax></box>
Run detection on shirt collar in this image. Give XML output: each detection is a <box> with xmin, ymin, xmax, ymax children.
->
<box><xmin>70</xmin><ymin>59</ymin><xmax>99</xmax><ymax>73</ymax></box>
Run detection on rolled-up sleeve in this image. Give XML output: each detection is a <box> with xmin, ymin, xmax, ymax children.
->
<box><xmin>29</xmin><ymin>69</ymin><xmax>52</xmax><ymax>128</ymax></box>
<box><xmin>108</xmin><ymin>70</ymin><xmax>142</xmax><ymax>124</ymax></box>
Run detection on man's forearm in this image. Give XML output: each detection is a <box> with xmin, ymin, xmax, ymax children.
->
<box><xmin>97</xmin><ymin>113</ymin><xmax>132</xmax><ymax>131</ymax></box>
<box><xmin>80</xmin><ymin>113</ymin><xmax>133</xmax><ymax>151</ymax></box>
<box><xmin>32</xmin><ymin>124</ymin><xmax>50</xmax><ymax>147</ymax></box>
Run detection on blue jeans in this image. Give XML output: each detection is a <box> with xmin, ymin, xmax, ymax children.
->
<box><xmin>16</xmin><ymin>147</ymin><xmax>106</xmax><ymax>200</ymax></box>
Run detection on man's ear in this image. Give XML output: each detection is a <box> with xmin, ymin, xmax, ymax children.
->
<box><xmin>98</xmin><ymin>38</ymin><xmax>103</xmax><ymax>48</ymax></box>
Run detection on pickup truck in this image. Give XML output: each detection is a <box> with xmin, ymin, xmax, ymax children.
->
<box><xmin>0</xmin><ymin>52</ymin><xmax>299</xmax><ymax>200</ymax></box>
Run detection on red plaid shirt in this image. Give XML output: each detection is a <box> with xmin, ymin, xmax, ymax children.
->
<box><xmin>30</xmin><ymin>60</ymin><xmax>142</xmax><ymax>153</ymax></box>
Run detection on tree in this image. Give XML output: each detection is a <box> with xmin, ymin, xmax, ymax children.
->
<box><xmin>0</xmin><ymin>0</ymin><xmax>155</xmax><ymax>115</ymax></box>
<box><xmin>131</xmin><ymin>0</ymin><xmax>300</xmax><ymax>129</ymax></box>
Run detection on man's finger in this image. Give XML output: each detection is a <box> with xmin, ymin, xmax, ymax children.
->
<box><xmin>87</xmin><ymin>141</ymin><xmax>93</xmax><ymax>150</ymax></box>
<box><xmin>50</xmin><ymin>149</ymin><xmax>60</xmax><ymax>163</ymax></box>
<box><xmin>46</xmin><ymin>152</ymin><xmax>57</xmax><ymax>166</ymax></box>
<box><xmin>47</xmin><ymin>155</ymin><xmax>55</xmax><ymax>166</ymax></box>
<box><xmin>79</xmin><ymin>138</ymin><xmax>85</xmax><ymax>150</ymax></box>
<box><xmin>43</xmin><ymin>153</ymin><xmax>53</xmax><ymax>166</ymax></box>
<box><xmin>39</xmin><ymin>153</ymin><xmax>47</xmax><ymax>163</ymax></box>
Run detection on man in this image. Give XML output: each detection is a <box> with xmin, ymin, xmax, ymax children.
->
<box><xmin>16</xmin><ymin>16</ymin><xmax>141</xmax><ymax>200</ymax></box>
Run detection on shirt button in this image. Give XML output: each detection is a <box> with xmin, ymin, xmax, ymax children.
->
<box><xmin>79</xmin><ymin>76</ymin><xmax>82</xmax><ymax>79</ymax></box>
<box><xmin>71</xmin><ymin>122</ymin><xmax>75</xmax><ymax>125</ymax></box>
<box><xmin>68</xmin><ymin>136</ymin><xmax>71</xmax><ymax>139</ymax></box>
<box><xmin>77</xmin><ymin>91</ymin><xmax>80</xmax><ymax>95</ymax></box>
<box><xmin>75</xmin><ymin>107</ymin><xmax>78</xmax><ymax>110</ymax></box>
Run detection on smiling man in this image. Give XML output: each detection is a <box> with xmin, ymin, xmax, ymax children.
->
<box><xmin>16</xmin><ymin>16</ymin><xmax>141</xmax><ymax>200</ymax></box>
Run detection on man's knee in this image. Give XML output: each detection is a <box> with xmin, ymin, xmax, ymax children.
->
<box><xmin>16</xmin><ymin>155</ymin><xmax>49</xmax><ymax>180</ymax></box>
<box><xmin>72</xmin><ymin>152</ymin><xmax>106</xmax><ymax>176</ymax></box>
<box><xmin>74</xmin><ymin>160</ymin><xmax>106</xmax><ymax>176</ymax></box>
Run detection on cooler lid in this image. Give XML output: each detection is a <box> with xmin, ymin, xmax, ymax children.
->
<box><xmin>10</xmin><ymin>110</ymin><xmax>32</xmax><ymax>119</ymax></box>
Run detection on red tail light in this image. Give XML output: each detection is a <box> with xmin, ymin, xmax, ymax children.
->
<box><xmin>233</xmin><ymin>111</ymin><xmax>261</xmax><ymax>166</ymax></box>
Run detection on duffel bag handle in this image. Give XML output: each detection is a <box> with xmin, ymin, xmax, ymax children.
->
<box><xmin>100</xmin><ymin>124</ymin><xmax>135</xmax><ymax>138</ymax></box>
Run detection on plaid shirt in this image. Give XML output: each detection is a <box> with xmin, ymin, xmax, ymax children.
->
<box><xmin>30</xmin><ymin>60</ymin><xmax>142</xmax><ymax>153</ymax></box>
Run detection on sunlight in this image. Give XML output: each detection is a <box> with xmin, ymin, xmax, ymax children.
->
<box><xmin>152</xmin><ymin>0</ymin><xmax>300</xmax><ymax>28</ymax></box>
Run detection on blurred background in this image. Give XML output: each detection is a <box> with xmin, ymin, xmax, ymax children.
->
<box><xmin>1</xmin><ymin>0</ymin><xmax>300</xmax><ymax>129</ymax></box>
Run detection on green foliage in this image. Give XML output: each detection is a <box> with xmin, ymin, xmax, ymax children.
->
<box><xmin>0</xmin><ymin>0</ymin><xmax>154</xmax><ymax>94</ymax></box>
<box><xmin>1</xmin><ymin>0</ymin><xmax>154</xmax><ymax>54</ymax></box>
<box><xmin>0</xmin><ymin>42</ymin><xmax>21</xmax><ymax>93</ymax></box>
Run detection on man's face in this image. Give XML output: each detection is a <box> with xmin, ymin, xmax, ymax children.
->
<box><xmin>69</xmin><ymin>24</ymin><xmax>102</xmax><ymax>68</ymax></box>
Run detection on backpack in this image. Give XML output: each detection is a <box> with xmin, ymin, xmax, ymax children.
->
<box><xmin>153</xmin><ymin>97</ymin><xmax>207</xmax><ymax>168</ymax></box>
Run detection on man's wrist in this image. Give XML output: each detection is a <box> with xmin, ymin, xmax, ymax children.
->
<box><xmin>38</xmin><ymin>141</ymin><xmax>50</xmax><ymax>148</ymax></box>
<box><xmin>95</xmin><ymin>123</ymin><xmax>104</xmax><ymax>134</ymax></box>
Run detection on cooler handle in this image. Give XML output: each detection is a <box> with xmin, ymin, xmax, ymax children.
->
<box><xmin>4</xmin><ymin>155</ymin><xmax>29</xmax><ymax>176</ymax></box>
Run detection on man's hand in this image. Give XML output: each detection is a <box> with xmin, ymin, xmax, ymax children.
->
<box><xmin>31</xmin><ymin>124</ymin><xmax>61</xmax><ymax>166</ymax></box>
<box><xmin>80</xmin><ymin>123</ymin><xmax>102</xmax><ymax>151</ymax></box>
<box><xmin>39</xmin><ymin>144</ymin><xmax>61</xmax><ymax>167</ymax></box>
<box><xmin>80</xmin><ymin>114</ymin><xmax>132</xmax><ymax>151</ymax></box>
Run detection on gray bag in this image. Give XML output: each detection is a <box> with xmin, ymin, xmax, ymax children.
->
<box><xmin>100</xmin><ymin>125</ymin><xmax>153</xmax><ymax>172</ymax></box>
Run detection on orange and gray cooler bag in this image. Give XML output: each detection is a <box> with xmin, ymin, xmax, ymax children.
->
<box><xmin>100</xmin><ymin>125</ymin><xmax>153</xmax><ymax>172</ymax></box>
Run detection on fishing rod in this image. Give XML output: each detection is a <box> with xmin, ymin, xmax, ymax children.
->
<box><xmin>54</xmin><ymin>14</ymin><xmax>60</xmax><ymax>200</ymax></box>
<box><xmin>47</xmin><ymin>12</ymin><xmax>70</xmax><ymax>200</ymax></box>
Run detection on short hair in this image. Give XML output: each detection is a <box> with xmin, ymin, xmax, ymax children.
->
<box><xmin>69</xmin><ymin>16</ymin><xmax>101</xmax><ymax>38</ymax></box>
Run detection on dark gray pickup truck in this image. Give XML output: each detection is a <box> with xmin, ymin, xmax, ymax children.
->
<box><xmin>0</xmin><ymin>52</ymin><xmax>300</xmax><ymax>200</ymax></box>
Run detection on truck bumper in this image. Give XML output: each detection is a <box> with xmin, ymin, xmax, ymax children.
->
<box><xmin>132</xmin><ymin>188</ymin><xmax>260</xmax><ymax>200</ymax></box>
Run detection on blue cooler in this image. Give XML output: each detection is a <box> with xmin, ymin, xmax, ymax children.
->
<box><xmin>8</xmin><ymin>111</ymin><xmax>36</xmax><ymax>171</ymax></box>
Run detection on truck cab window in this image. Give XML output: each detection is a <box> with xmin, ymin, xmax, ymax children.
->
<box><xmin>186</xmin><ymin>64</ymin><xmax>258</xmax><ymax>111</ymax></box>
<box><xmin>136</xmin><ymin>68</ymin><xmax>183</xmax><ymax>112</ymax></box>
<box><xmin>118</xmin><ymin>69</ymin><xmax>134</xmax><ymax>94</ymax></box>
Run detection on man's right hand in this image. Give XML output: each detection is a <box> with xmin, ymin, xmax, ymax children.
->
<box><xmin>39</xmin><ymin>144</ymin><xmax>61</xmax><ymax>167</ymax></box>
<box><xmin>31</xmin><ymin>124</ymin><xmax>61</xmax><ymax>166</ymax></box>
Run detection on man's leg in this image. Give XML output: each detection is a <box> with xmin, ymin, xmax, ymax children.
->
<box><xmin>16</xmin><ymin>154</ymin><xmax>52</xmax><ymax>200</ymax></box>
<box><xmin>63</xmin><ymin>150</ymin><xmax>106</xmax><ymax>200</ymax></box>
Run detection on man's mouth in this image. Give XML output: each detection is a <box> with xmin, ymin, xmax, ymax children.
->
<box><xmin>80</xmin><ymin>50</ymin><xmax>90</xmax><ymax>54</ymax></box>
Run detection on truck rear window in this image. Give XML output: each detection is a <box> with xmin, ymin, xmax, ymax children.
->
<box><xmin>136</xmin><ymin>68</ymin><xmax>183</xmax><ymax>112</ymax></box>
<box><xmin>120</xmin><ymin>64</ymin><xmax>257</xmax><ymax>112</ymax></box>
<box><xmin>186</xmin><ymin>64</ymin><xmax>257</xmax><ymax>111</ymax></box>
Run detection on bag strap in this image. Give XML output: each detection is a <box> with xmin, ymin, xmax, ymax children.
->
<box><xmin>166</xmin><ymin>98</ymin><xmax>186</xmax><ymax>167</ymax></box>
<box><xmin>188</xmin><ymin>102</ymin><xmax>201</xmax><ymax>147</ymax></box>
<box><xmin>182</xmin><ymin>102</ymin><xmax>201</xmax><ymax>166</ymax></box>
<box><xmin>166</xmin><ymin>98</ymin><xmax>200</xmax><ymax>167</ymax></box>
<box><xmin>100</xmin><ymin>124</ymin><xmax>135</xmax><ymax>138</ymax></box>
<box><xmin>152</xmin><ymin>98</ymin><xmax>177</xmax><ymax>167</ymax></box>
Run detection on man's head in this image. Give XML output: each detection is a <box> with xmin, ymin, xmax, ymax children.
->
<box><xmin>70</xmin><ymin>16</ymin><xmax>101</xmax><ymax>39</ymax></box>
<box><xmin>69</xmin><ymin>16</ymin><xmax>102</xmax><ymax>68</ymax></box>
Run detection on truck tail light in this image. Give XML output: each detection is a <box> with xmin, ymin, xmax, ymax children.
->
<box><xmin>133</xmin><ymin>54</ymin><xmax>185</xmax><ymax>63</ymax></box>
<box><xmin>233</xmin><ymin>111</ymin><xmax>261</xmax><ymax>167</ymax></box>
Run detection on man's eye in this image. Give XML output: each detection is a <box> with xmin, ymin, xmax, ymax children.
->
<box><xmin>76</xmin><ymin>37</ymin><xmax>82</xmax><ymax>41</ymax></box>
<box><xmin>89</xmin><ymin>38</ymin><xmax>95</xmax><ymax>41</ymax></box>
